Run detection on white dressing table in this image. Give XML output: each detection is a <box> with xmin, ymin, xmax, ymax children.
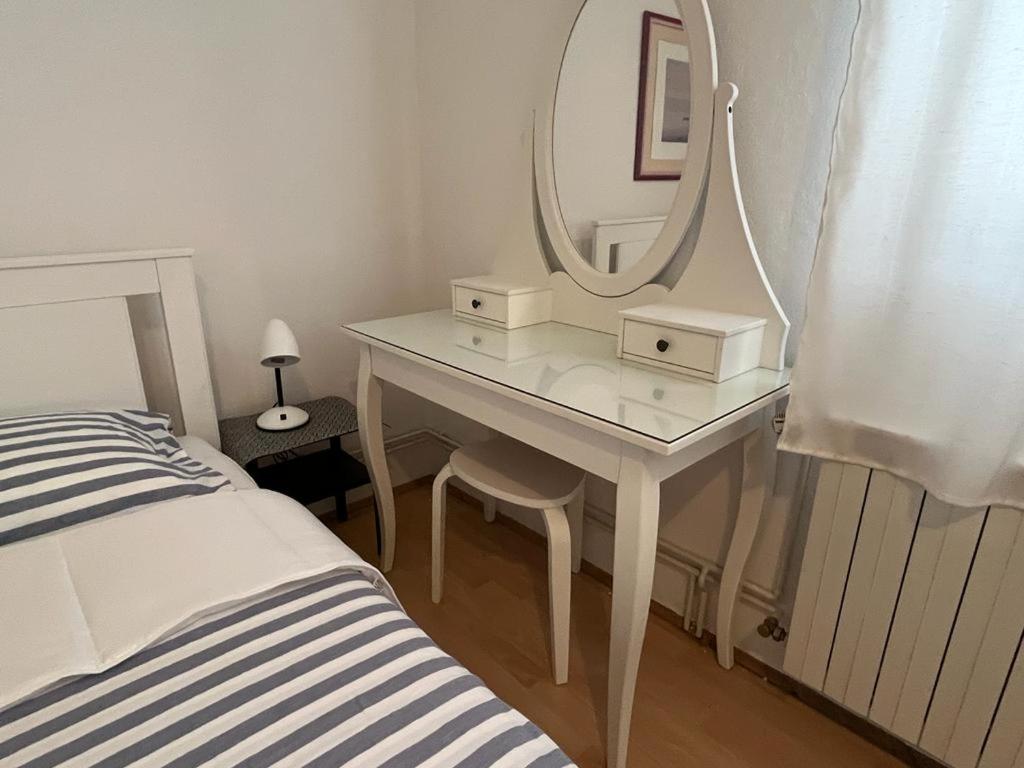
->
<box><xmin>345</xmin><ymin>311</ymin><xmax>789</xmax><ymax>767</ymax></box>
<box><xmin>347</xmin><ymin>0</ymin><xmax>794</xmax><ymax>763</ymax></box>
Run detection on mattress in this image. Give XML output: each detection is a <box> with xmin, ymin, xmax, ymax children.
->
<box><xmin>1</xmin><ymin>427</ymin><xmax>573</xmax><ymax>767</ymax></box>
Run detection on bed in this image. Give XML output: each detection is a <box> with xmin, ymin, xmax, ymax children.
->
<box><xmin>0</xmin><ymin>250</ymin><xmax>572</xmax><ymax>767</ymax></box>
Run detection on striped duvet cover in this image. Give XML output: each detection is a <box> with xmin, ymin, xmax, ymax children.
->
<box><xmin>0</xmin><ymin>558</ymin><xmax>573</xmax><ymax>768</ymax></box>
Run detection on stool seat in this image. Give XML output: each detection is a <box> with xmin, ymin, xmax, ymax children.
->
<box><xmin>451</xmin><ymin>438</ymin><xmax>585</xmax><ymax>508</ymax></box>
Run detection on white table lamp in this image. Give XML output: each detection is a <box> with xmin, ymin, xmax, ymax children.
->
<box><xmin>257</xmin><ymin>319</ymin><xmax>309</xmax><ymax>431</ymax></box>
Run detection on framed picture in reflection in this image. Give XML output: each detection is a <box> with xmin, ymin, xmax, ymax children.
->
<box><xmin>634</xmin><ymin>11</ymin><xmax>690</xmax><ymax>181</ymax></box>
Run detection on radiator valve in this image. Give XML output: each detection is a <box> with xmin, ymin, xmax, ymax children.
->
<box><xmin>757</xmin><ymin>616</ymin><xmax>788</xmax><ymax>642</ymax></box>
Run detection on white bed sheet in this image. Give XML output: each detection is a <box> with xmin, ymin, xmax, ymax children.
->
<box><xmin>179</xmin><ymin>435</ymin><xmax>257</xmax><ymax>490</ymax></box>
<box><xmin>0</xmin><ymin>488</ymin><xmax>388</xmax><ymax>709</ymax></box>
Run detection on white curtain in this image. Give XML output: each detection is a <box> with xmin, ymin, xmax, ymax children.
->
<box><xmin>779</xmin><ymin>0</ymin><xmax>1024</xmax><ymax>510</ymax></box>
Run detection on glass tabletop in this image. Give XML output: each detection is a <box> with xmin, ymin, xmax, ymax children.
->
<box><xmin>345</xmin><ymin>310</ymin><xmax>790</xmax><ymax>446</ymax></box>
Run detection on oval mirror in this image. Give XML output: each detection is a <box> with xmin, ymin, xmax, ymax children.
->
<box><xmin>538</xmin><ymin>0</ymin><xmax>716</xmax><ymax>297</ymax></box>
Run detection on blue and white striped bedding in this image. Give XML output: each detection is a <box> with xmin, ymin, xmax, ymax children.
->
<box><xmin>0</xmin><ymin>410</ymin><xmax>572</xmax><ymax>766</ymax></box>
<box><xmin>0</xmin><ymin>571</ymin><xmax>573</xmax><ymax>768</ymax></box>
<box><xmin>0</xmin><ymin>410</ymin><xmax>232</xmax><ymax>547</ymax></box>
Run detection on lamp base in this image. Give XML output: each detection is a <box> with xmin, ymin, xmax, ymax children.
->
<box><xmin>256</xmin><ymin>406</ymin><xmax>309</xmax><ymax>432</ymax></box>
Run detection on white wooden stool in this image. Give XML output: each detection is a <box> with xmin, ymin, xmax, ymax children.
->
<box><xmin>432</xmin><ymin>436</ymin><xmax>585</xmax><ymax>684</ymax></box>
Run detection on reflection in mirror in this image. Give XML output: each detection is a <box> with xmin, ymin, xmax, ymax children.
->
<box><xmin>554</xmin><ymin>0</ymin><xmax>690</xmax><ymax>275</ymax></box>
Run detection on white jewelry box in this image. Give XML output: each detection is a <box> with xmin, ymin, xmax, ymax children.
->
<box><xmin>450</xmin><ymin>275</ymin><xmax>552</xmax><ymax>330</ymax></box>
<box><xmin>617</xmin><ymin>304</ymin><xmax>766</xmax><ymax>382</ymax></box>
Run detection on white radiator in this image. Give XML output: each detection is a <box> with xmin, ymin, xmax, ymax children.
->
<box><xmin>784</xmin><ymin>462</ymin><xmax>1024</xmax><ymax>768</ymax></box>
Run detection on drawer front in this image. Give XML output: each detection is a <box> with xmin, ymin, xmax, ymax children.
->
<box><xmin>621</xmin><ymin>320</ymin><xmax>718</xmax><ymax>374</ymax></box>
<box><xmin>453</xmin><ymin>287</ymin><xmax>508</xmax><ymax>325</ymax></box>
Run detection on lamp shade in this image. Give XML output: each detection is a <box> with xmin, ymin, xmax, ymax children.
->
<box><xmin>260</xmin><ymin>319</ymin><xmax>301</xmax><ymax>367</ymax></box>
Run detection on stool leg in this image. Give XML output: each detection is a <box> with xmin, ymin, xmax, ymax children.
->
<box><xmin>483</xmin><ymin>496</ymin><xmax>497</xmax><ymax>523</ymax></box>
<box><xmin>567</xmin><ymin>488</ymin><xmax>584</xmax><ymax>574</ymax></box>
<box><xmin>431</xmin><ymin>464</ymin><xmax>454</xmax><ymax>604</ymax></box>
<box><xmin>541</xmin><ymin>507</ymin><xmax>572</xmax><ymax>685</ymax></box>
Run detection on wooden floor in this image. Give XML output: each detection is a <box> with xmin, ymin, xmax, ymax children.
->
<box><xmin>331</xmin><ymin>481</ymin><xmax>905</xmax><ymax>768</ymax></box>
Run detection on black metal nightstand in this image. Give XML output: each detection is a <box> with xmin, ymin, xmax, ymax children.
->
<box><xmin>219</xmin><ymin>396</ymin><xmax>380</xmax><ymax>550</ymax></box>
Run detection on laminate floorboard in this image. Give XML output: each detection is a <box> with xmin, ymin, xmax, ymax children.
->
<box><xmin>331</xmin><ymin>481</ymin><xmax>904</xmax><ymax>768</ymax></box>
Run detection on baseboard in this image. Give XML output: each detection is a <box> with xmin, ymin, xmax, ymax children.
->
<box><xmin>745</xmin><ymin>656</ymin><xmax>945</xmax><ymax>768</ymax></box>
<box><xmin>345</xmin><ymin>475</ymin><xmax>433</xmax><ymax>513</ymax></box>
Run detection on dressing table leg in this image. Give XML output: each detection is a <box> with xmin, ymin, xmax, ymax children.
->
<box><xmin>357</xmin><ymin>344</ymin><xmax>397</xmax><ymax>573</ymax></box>
<box><xmin>716</xmin><ymin>419</ymin><xmax>773</xmax><ymax>669</ymax></box>
<box><xmin>608</xmin><ymin>450</ymin><xmax>660</xmax><ymax>768</ymax></box>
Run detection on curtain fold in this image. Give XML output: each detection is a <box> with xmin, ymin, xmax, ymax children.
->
<box><xmin>779</xmin><ymin>0</ymin><xmax>1024</xmax><ymax>510</ymax></box>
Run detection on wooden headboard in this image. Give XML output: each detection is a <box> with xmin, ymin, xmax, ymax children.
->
<box><xmin>0</xmin><ymin>249</ymin><xmax>220</xmax><ymax>448</ymax></box>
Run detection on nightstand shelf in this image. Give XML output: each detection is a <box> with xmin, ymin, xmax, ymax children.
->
<box><xmin>250</xmin><ymin>438</ymin><xmax>369</xmax><ymax>510</ymax></box>
<box><xmin>218</xmin><ymin>396</ymin><xmax>379</xmax><ymax>551</ymax></box>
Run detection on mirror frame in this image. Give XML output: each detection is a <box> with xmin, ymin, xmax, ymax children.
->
<box><xmin>535</xmin><ymin>0</ymin><xmax>718</xmax><ymax>298</ymax></box>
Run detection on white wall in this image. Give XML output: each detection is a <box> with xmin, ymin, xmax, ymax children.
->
<box><xmin>413</xmin><ymin>0</ymin><xmax>580</xmax><ymax>308</ymax></box>
<box><xmin>0</xmin><ymin>0</ymin><xmax>431</xmax><ymax>421</ymax></box>
<box><xmin>554</xmin><ymin>0</ymin><xmax>679</xmax><ymax>255</ymax></box>
<box><xmin>413</xmin><ymin>0</ymin><xmax>858</xmax><ymax>666</ymax></box>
